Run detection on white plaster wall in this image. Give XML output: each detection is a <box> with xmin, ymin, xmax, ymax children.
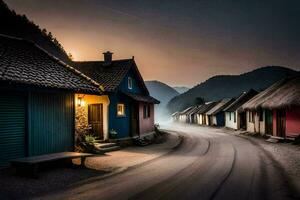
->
<box><xmin>213</xmin><ymin>116</ymin><xmax>217</xmax><ymax>126</ymax></box>
<box><xmin>225</xmin><ymin>111</ymin><xmax>238</xmax><ymax>129</ymax></box>
<box><xmin>246</xmin><ymin>111</ymin><xmax>255</xmax><ymax>133</ymax></box>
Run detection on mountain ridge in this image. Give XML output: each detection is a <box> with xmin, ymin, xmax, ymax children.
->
<box><xmin>167</xmin><ymin>66</ymin><xmax>299</xmax><ymax>113</ymax></box>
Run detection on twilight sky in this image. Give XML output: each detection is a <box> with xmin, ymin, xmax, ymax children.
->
<box><xmin>4</xmin><ymin>0</ymin><xmax>300</xmax><ymax>87</ymax></box>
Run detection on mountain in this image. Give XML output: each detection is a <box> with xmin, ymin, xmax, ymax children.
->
<box><xmin>145</xmin><ymin>80</ymin><xmax>179</xmax><ymax>122</ymax></box>
<box><xmin>173</xmin><ymin>86</ymin><xmax>190</xmax><ymax>94</ymax></box>
<box><xmin>0</xmin><ymin>0</ymin><xmax>71</xmax><ymax>64</ymax></box>
<box><xmin>167</xmin><ymin>66</ymin><xmax>299</xmax><ymax>113</ymax></box>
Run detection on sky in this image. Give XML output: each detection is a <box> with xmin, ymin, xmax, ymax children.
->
<box><xmin>4</xmin><ymin>0</ymin><xmax>300</xmax><ymax>87</ymax></box>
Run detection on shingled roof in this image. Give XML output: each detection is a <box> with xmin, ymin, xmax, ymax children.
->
<box><xmin>74</xmin><ymin>59</ymin><xmax>149</xmax><ymax>94</ymax></box>
<box><xmin>122</xmin><ymin>92</ymin><xmax>160</xmax><ymax>104</ymax></box>
<box><xmin>0</xmin><ymin>34</ymin><xmax>101</xmax><ymax>94</ymax></box>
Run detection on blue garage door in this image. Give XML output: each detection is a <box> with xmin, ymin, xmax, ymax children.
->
<box><xmin>0</xmin><ymin>93</ymin><xmax>26</xmax><ymax>167</ymax></box>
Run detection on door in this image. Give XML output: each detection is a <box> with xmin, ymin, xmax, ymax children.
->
<box><xmin>0</xmin><ymin>92</ymin><xmax>26</xmax><ymax>167</ymax></box>
<box><xmin>88</xmin><ymin>104</ymin><xmax>104</xmax><ymax>139</ymax></box>
<box><xmin>276</xmin><ymin>109</ymin><xmax>286</xmax><ymax>138</ymax></box>
<box><xmin>265</xmin><ymin>110</ymin><xmax>273</xmax><ymax>135</ymax></box>
<box><xmin>240</xmin><ymin>112</ymin><xmax>246</xmax><ymax>130</ymax></box>
<box><xmin>131</xmin><ymin>104</ymin><xmax>139</xmax><ymax>137</ymax></box>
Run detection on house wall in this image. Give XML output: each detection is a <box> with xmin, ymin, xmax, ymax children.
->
<box><xmin>213</xmin><ymin>116</ymin><xmax>217</xmax><ymax>126</ymax></box>
<box><xmin>139</xmin><ymin>103</ymin><xmax>155</xmax><ymax>135</ymax></box>
<box><xmin>286</xmin><ymin>107</ymin><xmax>300</xmax><ymax>137</ymax></box>
<box><xmin>108</xmin><ymin>92</ymin><xmax>133</xmax><ymax>139</ymax></box>
<box><xmin>75</xmin><ymin>94</ymin><xmax>110</xmax><ymax>140</ymax></box>
<box><xmin>225</xmin><ymin>111</ymin><xmax>238</xmax><ymax>129</ymax></box>
<box><xmin>215</xmin><ymin>112</ymin><xmax>225</xmax><ymax>126</ymax></box>
<box><xmin>28</xmin><ymin>91</ymin><xmax>75</xmax><ymax>156</ymax></box>
<box><xmin>197</xmin><ymin>114</ymin><xmax>203</xmax><ymax>125</ymax></box>
<box><xmin>246</xmin><ymin>111</ymin><xmax>255</xmax><ymax>133</ymax></box>
<box><xmin>108</xmin><ymin>68</ymin><xmax>150</xmax><ymax>139</ymax></box>
<box><xmin>205</xmin><ymin>115</ymin><xmax>209</xmax><ymax>125</ymax></box>
<box><xmin>259</xmin><ymin>110</ymin><xmax>265</xmax><ymax>135</ymax></box>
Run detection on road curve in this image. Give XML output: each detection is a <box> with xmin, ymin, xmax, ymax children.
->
<box><xmin>42</xmin><ymin>123</ymin><xmax>296</xmax><ymax>200</ymax></box>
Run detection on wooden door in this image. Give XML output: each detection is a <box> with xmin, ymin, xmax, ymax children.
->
<box><xmin>131</xmin><ymin>104</ymin><xmax>139</xmax><ymax>137</ymax></box>
<box><xmin>88</xmin><ymin>104</ymin><xmax>104</xmax><ymax>139</ymax></box>
<box><xmin>240</xmin><ymin>112</ymin><xmax>246</xmax><ymax>130</ymax></box>
<box><xmin>265</xmin><ymin>110</ymin><xmax>273</xmax><ymax>135</ymax></box>
<box><xmin>276</xmin><ymin>109</ymin><xmax>286</xmax><ymax>138</ymax></box>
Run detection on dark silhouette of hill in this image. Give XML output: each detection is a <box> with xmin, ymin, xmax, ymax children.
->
<box><xmin>167</xmin><ymin>66</ymin><xmax>299</xmax><ymax>113</ymax></box>
<box><xmin>145</xmin><ymin>80</ymin><xmax>179</xmax><ymax>122</ymax></box>
<box><xmin>0</xmin><ymin>0</ymin><xmax>71</xmax><ymax>64</ymax></box>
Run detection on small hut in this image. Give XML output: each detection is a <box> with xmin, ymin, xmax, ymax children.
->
<box><xmin>206</xmin><ymin>99</ymin><xmax>235</xmax><ymax>127</ymax></box>
<box><xmin>243</xmin><ymin>76</ymin><xmax>300</xmax><ymax>139</ymax></box>
<box><xmin>223</xmin><ymin>89</ymin><xmax>258</xmax><ymax>130</ymax></box>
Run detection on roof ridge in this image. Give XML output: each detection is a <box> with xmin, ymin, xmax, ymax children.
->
<box><xmin>74</xmin><ymin>58</ymin><xmax>133</xmax><ymax>63</ymax></box>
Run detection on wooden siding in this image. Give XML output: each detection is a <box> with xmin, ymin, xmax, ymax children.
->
<box><xmin>28</xmin><ymin>92</ymin><xmax>74</xmax><ymax>156</ymax></box>
<box><xmin>0</xmin><ymin>93</ymin><xmax>26</xmax><ymax>167</ymax></box>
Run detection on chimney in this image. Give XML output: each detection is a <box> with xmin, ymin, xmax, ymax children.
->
<box><xmin>103</xmin><ymin>51</ymin><xmax>113</xmax><ymax>64</ymax></box>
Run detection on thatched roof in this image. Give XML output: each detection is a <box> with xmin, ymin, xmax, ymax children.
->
<box><xmin>224</xmin><ymin>89</ymin><xmax>258</xmax><ymax>112</ymax></box>
<box><xmin>242</xmin><ymin>76</ymin><xmax>300</xmax><ymax>110</ymax></box>
<box><xmin>206</xmin><ymin>99</ymin><xmax>234</xmax><ymax>115</ymax></box>
<box><xmin>260</xmin><ymin>76</ymin><xmax>300</xmax><ymax>109</ymax></box>
<box><xmin>196</xmin><ymin>102</ymin><xmax>218</xmax><ymax>114</ymax></box>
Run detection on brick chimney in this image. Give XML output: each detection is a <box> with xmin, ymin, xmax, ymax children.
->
<box><xmin>103</xmin><ymin>51</ymin><xmax>113</xmax><ymax>64</ymax></box>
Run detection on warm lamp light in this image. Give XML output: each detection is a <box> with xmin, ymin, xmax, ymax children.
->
<box><xmin>77</xmin><ymin>96</ymin><xmax>85</xmax><ymax>107</ymax></box>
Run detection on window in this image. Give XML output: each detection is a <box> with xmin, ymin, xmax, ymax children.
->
<box><xmin>143</xmin><ymin>105</ymin><xmax>151</xmax><ymax>118</ymax></box>
<box><xmin>229</xmin><ymin>112</ymin><xmax>231</xmax><ymax>121</ymax></box>
<box><xmin>128</xmin><ymin>77</ymin><xmax>133</xmax><ymax>89</ymax></box>
<box><xmin>252</xmin><ymin>111</ymin><xmax>255</xmax><ymax>123</ymax></box>
<box><xmin>233</xmin><ymin>112</ymin><xmax>236</xmax><ymax>123</ymax></box>
<box><xmin>117</xmin><ymin>104</ymin><xmax>125</xmax><ymax>116</ymax></box>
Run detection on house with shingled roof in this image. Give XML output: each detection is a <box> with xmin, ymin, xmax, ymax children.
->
<box><xmin>74</xmin><ymin>51</ymin><xmax>159</xmax><ymax>141</ymax></box>
<box><xmin>0</xmin><ymin>34</ymin><xmax>103</xmax><ymax>167</ymax></box>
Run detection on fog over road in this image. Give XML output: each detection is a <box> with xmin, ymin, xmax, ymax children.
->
<box><xmin>44</xmin><ymin>123</ymin><xmax>296</xmax><ymax>200</ymax></box>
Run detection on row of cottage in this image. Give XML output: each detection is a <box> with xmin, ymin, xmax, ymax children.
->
<box><xmin>0</xmin><ymin>34</ymin><xmax>159</xmax><ymax>167</ymax></box>
<box><xmin>172</xmin><ymin>76</ymin><xmax>300</xmax><ymax>140</ymax></box>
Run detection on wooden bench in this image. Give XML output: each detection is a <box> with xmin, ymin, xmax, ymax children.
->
<box><xmin>10</xmin><ymin>152</ymin><xmax>93</xmax><ymax>178</ymax></box>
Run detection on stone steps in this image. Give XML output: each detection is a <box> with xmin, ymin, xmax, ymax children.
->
<box><xmin>93</xmin><ymin>142</ymin><xmax>121</xmax><ymax>154</ymax></box>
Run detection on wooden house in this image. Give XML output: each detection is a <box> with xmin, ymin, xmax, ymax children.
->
<box><xmin>0</xmin><ymin>35</ymin><xmax>102</xmax><ymax>167</ymax></box>
<box><xmin>178</xmin><ymin>107</ymin><xmax>194</xmax><ymax>123</ymax></box>
<box><xmin>186</xmin><ymin>106</ymin><xmax>199</xmax><ymax>123</ymax></box>
<box><xmin>74</xmin><ymin>52</ymin><xmax>159</xmax><ymax>141</ymax></box>
<box><xmin>205</xmin><ymin>99</ymin><xmax>235</xmax><ymax>127</ymax></box>
<box><xmin>243</xmin><ymin>76</ymin><xmax>300</xmax><ymax>139</ymax></box>
<box><xmin>223</xmin><ymin>89</ymin><xmax>258</xmax><ymax>130</ymax></box>
<box><xmin>196</xmin><ymin>102</ymin><xmax>218</xmax><ymax>125</ymax></box>
<box><xmin>171</xmin><ymin>111</ymin><xmax>180</xmax><ymax>122</ymax></box>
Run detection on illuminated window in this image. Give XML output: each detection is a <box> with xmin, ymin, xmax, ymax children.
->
<box><xmin>117</xmin><ymin>104</ymin><xmax>125</xmax><ymax>116</ymax></box>
<box><xmin>128</xmin><ymin>77</ymin><xmax>133</xmax><ymax>89</ymax></box>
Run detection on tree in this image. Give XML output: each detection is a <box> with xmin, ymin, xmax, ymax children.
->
<box><xmin>68</xmin><ymin>53</ymin><xmax>73</xmax><ymax>61</ymax></box>
<box><xmin>194</xmin><ymin>97</ymin><xmax>205</xmax><ymax>105</ymax></box>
